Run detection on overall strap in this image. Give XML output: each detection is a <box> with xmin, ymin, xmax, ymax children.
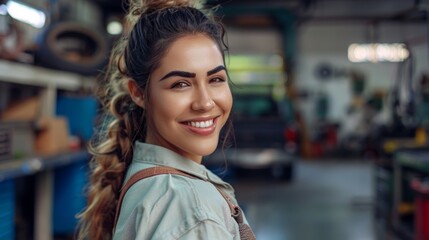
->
<box><xmin>113</xmin><ymin>166</ymin><xmax>255</xmax><ymax>240</ymax></box>
<box><xmin>214</xmin><ymin>186</ymin><xmax>256</xmax><ymax>240</ymax></box>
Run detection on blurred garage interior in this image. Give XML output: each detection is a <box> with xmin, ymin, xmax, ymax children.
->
<box><xmin>0</xmin><ymin>0</ymin><xmax>429</xmax><ymax>239</ymax></box>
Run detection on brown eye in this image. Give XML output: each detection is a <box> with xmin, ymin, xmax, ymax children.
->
<box><xmin>171</xmin><ymin>81</ymin><xmax>190</xmax><ymax>89</ymax></box>
<box><xmin>210</xmin><ymin>77</ymin><xmax>226</xmax><ymax>84</ymax></box>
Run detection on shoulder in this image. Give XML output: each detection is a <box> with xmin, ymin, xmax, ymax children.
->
<box><xmin>116</xmin><ymin>173</ymin><xmax>238</xmax><ymax>240</ymax></box>
<box><xmin>128</xmin><ymin>173</ymin><xmax>225</xmax><ymax>219</ymax></box>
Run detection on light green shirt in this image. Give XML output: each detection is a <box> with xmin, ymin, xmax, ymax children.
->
<box><xmin>113</xmin><ymin>142</ymin><xmax>248</xmax><ymax>240</ymax></box>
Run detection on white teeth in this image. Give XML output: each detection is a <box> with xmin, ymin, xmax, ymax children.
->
<box><xmin>187</xmin><ymin>119</ymin><xmax>214</xmax><ymax>128</ymax></box>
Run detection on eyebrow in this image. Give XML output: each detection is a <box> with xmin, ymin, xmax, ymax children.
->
<box><xmin>159</xmin><ymin>65</ymin><xmax>226</xmax><ymax>81</ymax></box>
<box><xmin>159</xmin><ymin>71</ymin><xmax>196</xmax><ymax>81</ymax></box>
<box><xmin>207</xmin><ymin>65</ymin><xmax>226</xmax><ymax>76</ymax></box>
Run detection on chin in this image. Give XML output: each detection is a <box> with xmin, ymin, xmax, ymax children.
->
<box><xmin>199</xmin><ymin>148</ymin><xmax>217</xmax><ymax>157</ymax></box>
<box><xmin>194</xmin><ymin>143</ymin><xmax>218</xmax><ymax>157</ymax></box>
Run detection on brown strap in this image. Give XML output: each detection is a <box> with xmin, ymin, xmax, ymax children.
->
<box><xmin>214</xmin><ymin>185</ymin><xmax>241</xmax><ymax>221</ymax></box>
<box><xmin>113</xmin><ymin>166</ymin><xmax>253</xmax><ymax>239</ymax></box>
<box><xmin>213</xmin><ymin>186</ymin><xmax>256</xmax><ymax>239</ymax></box>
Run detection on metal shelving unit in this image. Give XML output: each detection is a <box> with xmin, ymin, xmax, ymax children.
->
<box><xmin>0</xmin><ymin>59</ymin><xmax>93</xmax><ymax>240</ymax></box>
<box><xmin>375</xmin><ymin>149</ymin><xmax>429</xmax><ymax>240</ymax></box>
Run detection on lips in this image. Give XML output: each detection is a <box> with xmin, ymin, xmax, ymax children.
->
<box><xmin>180</xmin><ymin>116</ymin><xmax>219</xmax><ymax>136</ymax></box>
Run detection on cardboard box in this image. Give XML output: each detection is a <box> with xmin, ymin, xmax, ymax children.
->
<box><xmin>1</xmin><ymin>96</ymin><xmax>41</xmax><ymax>121</ymax></box>
<box><xmin>35</xmin><ymin>117</ymin><xmax>69</xmax><ymax>155</ymax></box>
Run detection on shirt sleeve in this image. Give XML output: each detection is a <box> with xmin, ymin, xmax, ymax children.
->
<box><xmin>177</xmin><ymin>220</ymin><xmax>234</xmax><ymax>240</ymax></box>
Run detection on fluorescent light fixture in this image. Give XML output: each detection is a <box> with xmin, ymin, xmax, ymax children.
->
<box><xmin>107</xmin><ymin>21</ymin><xmax>123</xmax><ymax>35</ymax></box>
<box><xmin>348</xmin><ymin>43</ymin><xmax>409</xmax><ymax>63</ymax></box>
<box><xmin>6</xmin><ymin>0</ymin><xmax>46</xmax><ymax>28</ymax></box>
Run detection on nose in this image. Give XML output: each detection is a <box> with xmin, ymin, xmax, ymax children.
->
<box><xmin>191</xmin><ymin>86</ymin><xmax>215</xmax><ymax>112</ymax></box>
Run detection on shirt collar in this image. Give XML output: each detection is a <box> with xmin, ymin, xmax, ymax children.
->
<box><xmin>132</xmin><ymin>141</ymin><xmax>227</xmax><ymax>186</ymax></box>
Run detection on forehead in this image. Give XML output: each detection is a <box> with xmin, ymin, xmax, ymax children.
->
<box><xmin>157</xmin><ymin>34</ymin><xmax>224</xmax><ymax>73</ymax></box>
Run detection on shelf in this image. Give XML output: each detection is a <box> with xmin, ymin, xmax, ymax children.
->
<box><xmin>0</xmin><ymin>150</ymin><xmax>90</xmax><ymax>182</ymax></box>
<box><xmin>396</xmin><ymin>151</ymin><xmax>429</xmax><ymax>174</ymax></box>
<box><xmin>0</xmin><ymin>60</ymin><xmax>94</xmax><ymax>240</ymax></box>
<box><xmin>0</xmin><ymin>59</ymin><xmax>93</xmax><ymax>90</ymax></box>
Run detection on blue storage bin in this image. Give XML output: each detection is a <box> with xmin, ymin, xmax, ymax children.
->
<box><xmin>56</xmin><ymin>95</ymin><xmax>98</xmax><ymax>141</ymax></box>
<box><xmin>0</xmin><ymin>180</ymin><xmax>15</xmax><ymax>240</ymax></box>
<box><xmin>53</xmin><ymin>157</ymin><xmax>89</xmax><ymax>235</ymax></box>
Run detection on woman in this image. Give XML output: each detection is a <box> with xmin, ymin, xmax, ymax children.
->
<box><xmin>77</xmin><ymin>0</ymin><xmax>255</xmax><ymax>239</ymax></box>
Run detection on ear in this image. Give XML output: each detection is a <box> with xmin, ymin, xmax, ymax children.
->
<box><xmin>128</xmin><ymin>79</ymin><xmax>145</xmax><ymax>108</ymax></box>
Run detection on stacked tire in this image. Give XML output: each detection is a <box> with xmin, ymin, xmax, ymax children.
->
<box><xmin>35</xmin><ymin>22</ymin><xmax>109</xmax><ymax>76</ymax></box>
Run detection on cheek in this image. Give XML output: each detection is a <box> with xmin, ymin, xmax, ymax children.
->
<box><xmin>150</xmin><ymin>90</ymin><xmax>189</xmax><ymax>123</ymax></box>
<box><xmin>215</xmin><ymin>86</ymin><xmax>233</xmax><ymax>115</ymax></box>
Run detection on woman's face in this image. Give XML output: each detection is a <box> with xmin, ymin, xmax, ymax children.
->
<box><xmin>145</xmin><ymin>34</ymin><xmax>232</xmax><ymax>163</ymax></box>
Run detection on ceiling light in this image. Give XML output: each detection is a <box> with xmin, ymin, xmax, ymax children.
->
<box><xmin>6</xmin><ymin>0</ymin><xmax>46</xmax><ymax>28</ymax></box>
<box><xmin>348</xmin><ymin>43</ymin><xmax>409</xmax><ymax>63</ymax></box>
<box><xmin>107</xmin><ymin>21</ymin><xmax>123</xmax><ymax>35</ymax></box>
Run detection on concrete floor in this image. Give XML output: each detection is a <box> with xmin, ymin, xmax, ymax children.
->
<box><xmin>231</xmin><ymin>160</ymin><xmax>378</xmax><ymax>240</ymax></box>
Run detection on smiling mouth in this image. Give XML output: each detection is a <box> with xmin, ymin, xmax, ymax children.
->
<box><xmin>184</xmin><ymin>119</ymin><xmax>215</xmax><ymax>128</ymax></box>
<box><xmin>180</xmin><ymin>117</ymin><xmax>219</xmax><ymax>136</ymax></box>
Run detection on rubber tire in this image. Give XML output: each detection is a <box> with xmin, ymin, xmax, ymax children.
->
<box><xmin>35</xmin><ymin>22</ymin><xmax>109</xmax><ymax>76</ymax></box>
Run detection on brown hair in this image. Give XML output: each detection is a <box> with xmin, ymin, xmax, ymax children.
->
<box><xmin>76</xmin><ymin>1</ymin><xmax>230</xmax><ymax>239</ymax></box>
